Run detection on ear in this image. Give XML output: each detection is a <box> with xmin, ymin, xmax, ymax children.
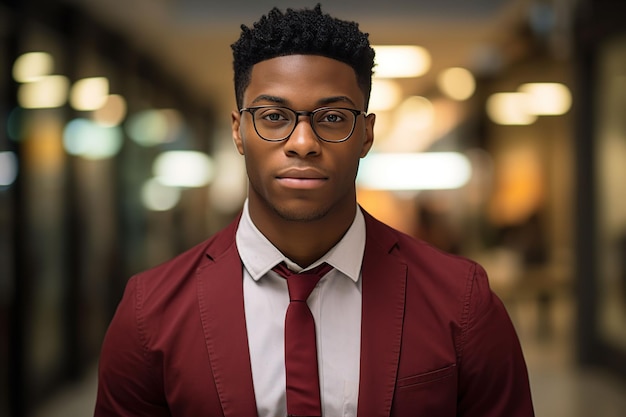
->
<box><xmin>231</xmin><ymin>110</ymin><xmax>245</xmax><ymax>155</ymax></box>
<box><xmin>360</xmin><ymin>113</ymin><xmax>375</xmax><ymax>158</ymax></box>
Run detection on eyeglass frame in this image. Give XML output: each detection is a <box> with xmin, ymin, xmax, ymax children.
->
<box><xmin>239</xmin><ymin>105</ymin><xmax>367</xmax><ymax>143</ymax></box>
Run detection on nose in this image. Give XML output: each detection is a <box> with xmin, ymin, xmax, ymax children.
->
<box><xmin>283</xmin><ymin>116</ymin><xmax>321</xmax><ymax>157</ymax></box>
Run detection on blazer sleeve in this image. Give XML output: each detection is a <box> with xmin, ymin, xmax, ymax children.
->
<box><xmin>457</xmin><ymin>264</ymin><xmax>535</xmax><ymax>417</ymax></box>
<box><xmin>94</xmin><ymin>276</ymin><xmax>170</xmax><ymax>417</ymax></box>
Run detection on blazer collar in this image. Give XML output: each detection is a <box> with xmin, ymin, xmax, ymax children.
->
<box><xmin>357</xmin><ymin>209</ymin><xmax>407</xmax><ymax>417</ymax></box>
<box><xmin>197</xmin><ymin>213</ymin><xmax>259</xmax><ymax>417</ymax></box>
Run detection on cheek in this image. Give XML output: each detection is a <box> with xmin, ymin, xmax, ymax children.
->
<box><xmin>333</xmin><ymin>149</ymin><xmax>363</xmax><ymax>182</ymax></box>
<box><xmin>242</xmin><ymin>145</ymin><xmax>261</xmax><ymax>175</ymax></box>
<box><xmin>241</xmin><ymin>140</ymin><xmax>276</xmax><ymax>180</ymax></box>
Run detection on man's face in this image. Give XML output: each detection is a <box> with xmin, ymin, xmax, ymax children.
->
<box><xmin>232</xmin><ymin>55</ymin><xmax>375</xmax><ymax>223</ymax></box>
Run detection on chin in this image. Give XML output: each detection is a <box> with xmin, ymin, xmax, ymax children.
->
<box><xmin>271</xmin><ymin>202</ymin><xmax>330</xmax><ymax>223</ymax></box>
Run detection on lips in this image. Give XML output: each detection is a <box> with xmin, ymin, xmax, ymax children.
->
<box><xmin>276</xmin><ymin>167</ymin><xmax>328</xmax><ymax>189</ymax></box>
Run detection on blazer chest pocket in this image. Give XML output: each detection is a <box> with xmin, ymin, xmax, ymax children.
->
<box><xmin>392</xmin><ymin>364</ymin><xmax>457</xmax><ymax>417</ymax></box>
<box><xmin>397</xmin><ymin>363</ymin><xmax>456</xmax><ymax>389</ymax></box>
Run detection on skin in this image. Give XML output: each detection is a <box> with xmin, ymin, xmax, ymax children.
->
<box><xmin>232</xmin><ymin>55</ymin><xmax>376</xmax><ymax>267</ymax></box>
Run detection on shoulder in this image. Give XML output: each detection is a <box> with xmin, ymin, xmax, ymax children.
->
<box><xmin>363</xmin><ymin>209</ymin><xmax>493</xmax><ymax>314</ymax></box>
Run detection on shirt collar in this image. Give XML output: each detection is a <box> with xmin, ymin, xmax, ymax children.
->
<box><xmin>235</xmin><ymin>199</ymin><xmax>365</xmax><ymax>283</ymax></box>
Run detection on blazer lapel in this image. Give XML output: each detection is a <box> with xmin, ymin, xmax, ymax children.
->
<box><xmin>357</xmin><ymin>211</ymin><xmax>407</xmax><ymax>417</ymax></box>
<box><xmin>196</xmin><ymin>218</ymin><xmax>258</xmax><ymax>417</ymax></box>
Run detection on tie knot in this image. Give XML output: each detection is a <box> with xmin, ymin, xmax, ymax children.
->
<box><xmin>273</xmin><ymin>262</ymin><xmax>333</xmax><ymax>301</ymax></box>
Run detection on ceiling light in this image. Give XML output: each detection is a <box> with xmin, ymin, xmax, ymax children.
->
<box><xmin>63</xmin><ymin>118</ymin><xmax>124</xmax><ymax>159</ymax></box>
<box><xmin>17</xmin><ymin>75</ymin><xmax>69</xmax><ymax>109</ymax></box>
<box><xmin>486</xmin><ymin>92</ymin><xmax>537</xmax><ymax>125</ymax></box>
<box><xmin>357</xmin><ymin>152</ymin><xmax>471</xmax><ymax>190</ymax></box>
<box><xmin>369</xmin><ymin>79</ymin><xmax>403</xmax><ymax>111</ymax></box>
<box><xmin>437</xmin><ymin>67</ymin><xmax>476</xmax><ymax>101</ymax></box>
<box><xmin>13</xmin><ymin>52</ymin><xmax>54</xmax><ymax>83</ymax></box>
<box><xmin>373</xmin><ymin>45</ymin><xmax>431</xmax><ymax>78</ymax></box>
<box><xmin>153</xmin><ymin>151</ymin><xmax>214</xmax><ymax>188</ymax></box>
<box><xmin>70</xmin><ymin>77</ymin><xmax>109</xmax><ymax>111</ymax></box>
<box><xmin>518</xmin><ymin>82</ymin><xmax>572</xmax><ymax>115</ymax></box>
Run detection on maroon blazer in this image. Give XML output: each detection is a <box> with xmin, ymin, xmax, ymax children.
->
<box><xmin>95</xmin><ymin>210</ymin><xmax>534</xmax><ymax>416</ymax></box>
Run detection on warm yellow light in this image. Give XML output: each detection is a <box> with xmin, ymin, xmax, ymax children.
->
<box><xmin>373</xmin><ymin>45</ymin><xmax>431</xmax><ymax>78</ymax></box>
<box><xmin>153</xmin><ymin>151</ymin><xmax>214</xmax><ymax>188</ymax></box>
<box><xmin>397</xmin><ymin>96</ymin><xmax>434</xmax><ymax>131</ymax></box>
<box><xmin>92</xmin><ymin>94</ymin><xmax>127</xmax><ymax>126</ymax></box>
<box><xmin>369</xmin><ymin>79</ymin><xmax>403</xmax><ymax>111</ymax></box>
<box><xmin>488</xmin><ymin>146</ymin><xmax>544</xmax><ymax>225</ymax></box>
<box><xmin>518</xmin><ymin>82</ymin><xmax>572</xmax><ymax>115</ymax></box>
<box><xmin>12</xmin><ymin>52</ymin><xmax>54</xmax><ymax>83</ymax></box>
<box><xmin>17</xmin><ymin>75</ymin><xmax>69</xmax><ymax>109</ymax></box>
<box><xmin>437</xmin><ymin>67</ymin><xmax>476</xmax><ymax>101</ymax></box>
<box><xmin>70</xmin><ymin>77</ymin><xmax>109</xmax><ymax>111</ymax></box>
<box><xmin>486</xmin><ymin>92</ymin><xmax>537</xmax><ymax>125</ymax></box>
<box><xmin>374</xmin><ymin>96</ymin><xmax>437</xmax><ymax>152</ymax></box>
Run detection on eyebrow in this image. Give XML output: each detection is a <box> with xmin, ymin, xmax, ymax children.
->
<box><xmin>250</xmin><ymin>95</ymin><xmax>286</xmax><ymax>105</ymax></box>
<box><xmin>249</xmin><ymin>95</ymin><xmax>358</xmax><ymax>108</ymax></box>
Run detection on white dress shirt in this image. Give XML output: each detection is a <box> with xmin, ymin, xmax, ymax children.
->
<box><xmin>236</xmin><ymin>200</ymin><xmax>364</xmax><ymax>417</ymax></box>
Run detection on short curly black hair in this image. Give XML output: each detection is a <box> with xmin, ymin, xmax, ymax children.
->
<box><xmin>231</xmin><ymin>4</ymin><xmax>375</xmax><ymax>110</ymax></box>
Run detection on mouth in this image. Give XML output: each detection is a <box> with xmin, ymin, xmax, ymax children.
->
<box><xmin>276</xmin><ymin>168</ymin><xmax>328</xmax><ymax>190</ymax></box>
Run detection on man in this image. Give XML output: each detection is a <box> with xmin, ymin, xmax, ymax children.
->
<box><xmin>95</xmin><ymin>5</ymin><xmax>535</xmax><ymax>417</ymax></box>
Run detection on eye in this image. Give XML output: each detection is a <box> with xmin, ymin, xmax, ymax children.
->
<box><xmin>317</xmin><ymin>110</ymin><xmax>347</xmax><ymax>124</ymax></box>
<box><xmin>265</xmin><ymin>112</ymin><xmax>286</xmax><ymax>122</ymax></box>
<box><xmin>257</xmin><ymin>108</ymin><xmax>291</xmax><ymax>123</ymax></box>
<box><xmin>324</xmin><ymin>114</ymin><xmax>342</xmax><ymax>123</ymax></box>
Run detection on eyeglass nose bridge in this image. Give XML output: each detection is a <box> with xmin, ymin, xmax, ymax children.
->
<box><xmin>288</xmin><ymin>109</ymin><xmax>319</xmax><ymax>138</ymax></box>
<box><xmin>250</xmin><ymin>108</ymin><xmax>321</xmax><ymax>143</ymax></box>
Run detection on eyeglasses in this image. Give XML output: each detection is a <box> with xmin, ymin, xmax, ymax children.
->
<box><xmin>239</xmin><ymin>105</ymin><xmax>366</xmax><ymax>143</ymax></box>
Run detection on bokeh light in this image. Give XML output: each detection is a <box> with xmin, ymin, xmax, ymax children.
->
<box><xmin>358</xmin><ymin>152</ymin><xmax>472</xmax><ymax>190</ymax></box>
<box><xmin>12</xmin><ymin>52</ymin><xmax>54</xmax><ymax>83</ymax></box>
<box><xmin>63</xmin><ymin>118</ymin><xmax>124</xmax><ymax>160</ymax></box>
<box><xmin>152</xmin><ymin>151</ymin><xmax>214</xmax><ymax>188</ymax></box>
<box><xmin>486</xmin><ymin>92</ymin><xmax>537</xmax><ymax>125</ymax></box>
<box><xmin>437</xmin><ymin>67</ymin><xmax>476</xmax><ymax>101</ymax></box>
<box><xmin>373</xmin><ymin>45</ymin><xmax>431</xmax><ymax>78</ymax></box>
<box><xmin>92</xmin><ymin>94</ymin><xmax>128</xmax><ymax>126</ymax></box>
<box><xmin>70</xmin><ymin>77</ymin><xmax>110</xmax><ymax>111</ymax></box>
<box><xmin>0</xmin><ymin>151</ymin><xmax>19</xmax><ymax>187</ymax></box>
<box><xmin>519</xmin><ymin>82</ymin><xmax>572</xmax><ymax>115</ymax></box>
<box><xmin>369</xmin><ymin>79</ymin><xmax>403</xmax><ymax>111</ymax></box>
<box><xmin>126</xmin><ymin>109</ymin><xmax>183</xmax><ymax>146</ymax></box>
<box><xmin>141</xmin><ymin>178</ymin><xmax>181</xmax><ymax>211</ymax></box>
<box><xmin>17</xmin><ymin>75</ymin><xmax>69</xmax><ymax>109</ymax></box>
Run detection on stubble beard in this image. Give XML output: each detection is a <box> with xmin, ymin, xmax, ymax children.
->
<box><xmin>271</xmin><ymin>202</ymin><xmax>330</xmax><ymax>223</ymax></box>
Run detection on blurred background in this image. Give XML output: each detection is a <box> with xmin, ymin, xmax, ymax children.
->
<box><xmin>1</xmin><ymin>0</ymin><xmax>626</xmax><ymax>416</ymax></box>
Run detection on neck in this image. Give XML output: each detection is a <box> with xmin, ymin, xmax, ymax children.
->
<box><xmin>248</xmin><ymin>199</ymin><xmax>357</xmax><ymax>268</ymax></box>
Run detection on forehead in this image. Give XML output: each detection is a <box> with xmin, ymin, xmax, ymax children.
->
<box><xmin>244</xmin><ymin>55</ymin><xmax>365</xmax><ymax>108</ymax></box>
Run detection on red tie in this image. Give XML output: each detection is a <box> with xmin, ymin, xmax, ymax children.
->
<box><xmin>273</xmin><ymin>262</ymin><xmax>333</xmax><ymax>417</ymax></box>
